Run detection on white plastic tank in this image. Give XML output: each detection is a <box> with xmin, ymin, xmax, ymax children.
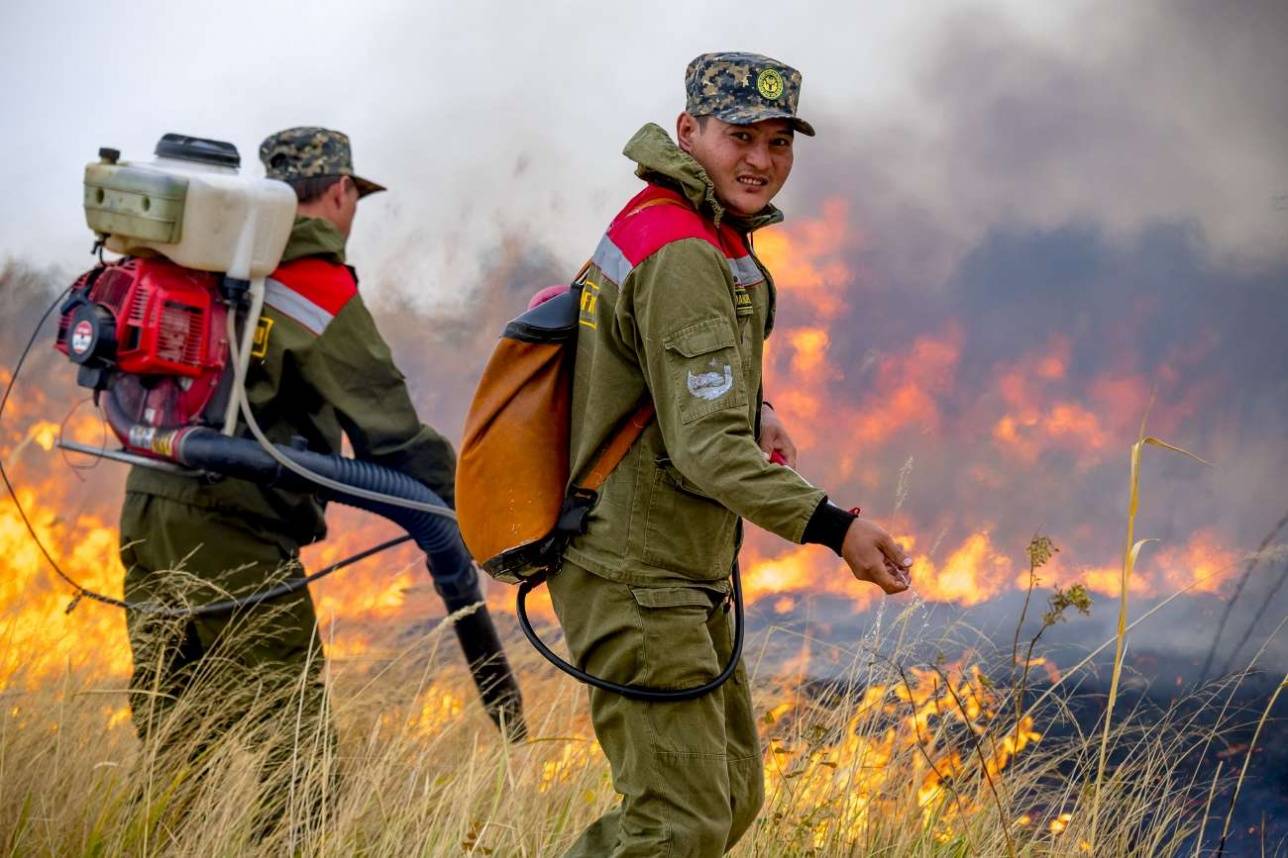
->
<box><xmin>84</xmin><ymin>134</ymin><xmax>297</xmax><ymax>280</ymax></box>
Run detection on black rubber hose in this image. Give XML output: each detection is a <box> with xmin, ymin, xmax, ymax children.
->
<box><xmin>515</xmin><ymin>565</ymin><xmax>744</xmax><ymax>702</ymax></box>
<box><xmin>109</xmin><ymin>408</ymin><xmax>526</xmax><ymax>737</ymax></box>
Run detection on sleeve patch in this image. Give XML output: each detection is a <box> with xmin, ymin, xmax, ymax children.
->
<box><xmin>663</xmin><ymin>319</ymin><xmax>746</xmax><ymax>423</ymax></box>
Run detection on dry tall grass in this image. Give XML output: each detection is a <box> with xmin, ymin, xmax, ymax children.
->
<box><xmin>0</xmin><ymin>584</ymin><xmax>1257</xmax><ymax>857</ymax></box>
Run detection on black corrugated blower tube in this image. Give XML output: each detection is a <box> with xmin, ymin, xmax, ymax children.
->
<box><xmin>107</xmin><ymin>403</ymin><xmax>526</xmax><ymax>738</ymax></box>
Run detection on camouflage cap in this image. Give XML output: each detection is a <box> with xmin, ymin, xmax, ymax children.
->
<box><xmin>258</xmin><ymin>127</ymin><xmax>385</xmax><ymax>197</ymax></box>
<box><xmin>685</xmin><ymin>52</ymin><xmax>815</xmax><ymax>137</ymax></box>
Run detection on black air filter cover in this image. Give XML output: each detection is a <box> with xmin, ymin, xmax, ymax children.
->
<box><xmin>154</xmin><ymin>133</ymin><xmax>240</xmax><ymax>169</ymax></box>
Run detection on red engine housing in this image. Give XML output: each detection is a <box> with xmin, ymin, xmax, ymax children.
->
<box><xmin>57</xmin><ymin>257</ymin><xmax>232</xmax><ymax>455</ymax></box>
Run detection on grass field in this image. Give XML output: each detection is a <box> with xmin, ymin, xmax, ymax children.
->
<box><xmin>1</xmin><ymin>428</ymin><xmax>1279</xmax><ymax>857</ymax></box>
<box><xmin>2</xmin><ymin>582</ymin><xmax>1265</xmax><ymax>858</ymax></box>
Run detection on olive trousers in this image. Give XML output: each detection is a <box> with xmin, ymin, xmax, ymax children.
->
<box><xmin>548</xmin><ymin>560</ymin><xmax>764</xmax><ymax>858</ymax></box>
<box><xmin>118</xmin><ymin>491</ymin><xmax>334</xmax><ymax>833</ymax></box>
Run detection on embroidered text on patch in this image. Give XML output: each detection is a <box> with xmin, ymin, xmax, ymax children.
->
<box><xmin>687</xmin><ymin>364</ymin><xmax>735</xmax><ymax>401</ymax></box>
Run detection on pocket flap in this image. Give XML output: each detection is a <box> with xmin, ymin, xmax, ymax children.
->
<box><xmin>655</xmin><ymin>457</ymin><xmax>712</xmax><ymax>499</ymax></box>
<box><xmin>664</xmin><ymin>320</ymin><xmax>736</xmax><ymax>358</ymax></box>
<box><xmin>629</xmin><ymin>585</ymin><xmax>722</xmax><ymax>610</ymax></box>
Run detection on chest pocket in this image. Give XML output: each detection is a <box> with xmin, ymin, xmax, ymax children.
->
<box><xmin>663</xmin><ymin>318</ymin><xmax>747</xmax><ymax>425</ymax></box>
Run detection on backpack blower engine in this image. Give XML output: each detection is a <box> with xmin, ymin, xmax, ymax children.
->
<box><xmin>58</xmin><ymin>256</ymin><xmax>232</xmax><ymax>443</ymax></box>
<box><xmin>40</xmin><ymin>133</ymin><xmax>526</xmax><ymax>737</ymax></box>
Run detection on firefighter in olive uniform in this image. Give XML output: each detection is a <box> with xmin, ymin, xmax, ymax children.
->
<box><xmin>120</xmin><ymin>128</ymin><xmax>458</xmax><ymax>761</ymax></box>
<box><xmin>549</xmin><ymin>54</ymin><xmax>913</xmax><ymax>857</ymax></box>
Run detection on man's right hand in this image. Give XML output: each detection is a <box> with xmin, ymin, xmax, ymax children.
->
<box><xmin>841</xmin><ymin>517</ymin><xmax>912</xmax><ymax>594</ymax></box>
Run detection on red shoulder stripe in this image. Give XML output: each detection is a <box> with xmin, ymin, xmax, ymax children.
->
<box><xmin>588</xmin><ymin>183</ymin><xmax>763</xmax><ymax>287</ymax></box>
<box><xmin>608</xmin><ymin>186</ymin><xmax>720</xmax><ymax>266</ymax></box>
<box><xmin>269</xmin><ymin>257</ymin><xmax>357</xmax><ymax>316</ymax></box>
<box><xmin>605</xmin><ymin>184</ymin><xmax>752</xmax><ymax>265</ymax></box>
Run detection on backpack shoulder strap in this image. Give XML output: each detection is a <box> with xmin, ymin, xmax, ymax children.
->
<box><xmin>557</xmin><ymin>398</ymin><xmax>655</xmax><ymax>537</ymax></box>
<box><xmin>623</xmin><ymin>195</ymin><xmax>681</xmax><ymax>219</ymax></box>
<box><xmin>578</xmin><ymin>400</ymin><xmax>656</xmax><ymax>493</ymax></box>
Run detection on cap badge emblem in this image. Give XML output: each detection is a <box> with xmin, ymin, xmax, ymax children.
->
<box><xmin>756</xmin><ymin>68</ymin><xmax>785</xmax><ymax>101</ymax></box>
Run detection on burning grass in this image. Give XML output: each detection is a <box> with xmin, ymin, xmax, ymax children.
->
<box><xmin>0</xmin><ymin>586</ymin><xmax>1260</xmax><ymax>857</ymax></box>
<box><xmin>0</xmin><ymin>261</ymin><xmax>1277</xmax><ymax>852</ymax></box>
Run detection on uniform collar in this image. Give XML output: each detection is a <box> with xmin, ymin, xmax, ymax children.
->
<box><xmin>623</xmin><ymin>123</ymin><xmax>784</xmax><ymax>232</ymax></box>
<box><xmin>280</xmin><ymin>216</ymin><xmax>348</xmax><ymax>265</ymax></box>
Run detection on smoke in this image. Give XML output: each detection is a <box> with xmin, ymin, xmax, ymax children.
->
<box><xmin>788</xmin><ymin>0</ymin><xmax>1288</xmax><ymax>287</ymax></box>
<box><xmin>2</xmin><ymin>0</ymin><xmax>1285</xmax><ymax>672</ymax></box>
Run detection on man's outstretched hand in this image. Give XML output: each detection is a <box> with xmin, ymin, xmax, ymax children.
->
<box><xmin>842</xmin><ymin>517</ymin><xmax>912</xmax><ymax>594</ymax></box>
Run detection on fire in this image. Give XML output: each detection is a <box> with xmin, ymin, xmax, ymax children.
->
<box><xmin>0</xmin><ymin>194</ymin><xmax>1256</xmax><ymax>723</ymax></box>
<box><xmin>740</xmin><ymin>198</ymin><xmax>1246</xmax><ymax>612</ymax></box>
<box><xmin>786</xmin><ymin>328</ymin><xmax>832</xmax><ymax>379</ymax></box>
<box><xmin>1067</xmin><ymin>529</ymin><xmax>1239</xmax><ymax>600</ymax></box>
<box><xmin>0</xmin><ymin>412</ymin><xmax>455</xmax><ymax>687</ymax></box>
<box><xmin>1151</xmin><ymin>530</ymin><xmax>1239</xmax><ymax>595</ymax></box>
<box><xmin>914</xmin><ymin>531</ymin><xmax>1015</xmax><ymax>607</ymax></box>
<box><xmin>1</xmin><ymin>361</ymin><xmax>136</xmax><ymax>687</ymax></box>
<box><xmin>755</xmin><ymin>196</ymin><xmax>856</xmax><ymax>322</ymax></box>
<box><xmin>992</xmin><ymin>402</ymin><xmax>1111</xmax><ymax>463</ymax></box>
<box><xmin>538</xmin><ymin>737</ymin><xmax>602</xmax><ymax>795</ymax></box>
<box><xmin>26</xmin><ymin>420</ymin><xmax>60</xmax><ymax>452</ymax></box>
<box><xmin>741</xmin><ymin>542</ymin><xmax>881</xmax><ymax>613</ymax></box>
<box><xmin>982</xmin><ymin>337</ymin><xmax>1119</xmax><ymax>465</ymax></box>
<box><xmin>400</xmin><ymin>682</ymin><xmax>465</xmax><ymax>735</ymax></box>
<box><xmin>761</xmin><ymin>660</ymin><xmax>1041</xmax><ymax>847</ymax></box>
<box><xmin>843</xmin><ymin>328</ymin><xmax>962</xmax><ymax>450</ymax></box>
<box><xmin>744</xmin><ymin>544</ymin><xmax>820</xmax><ymax>598</ymax></box>
<box><xmin>1017</xmin><ymin>656</ymin><xmax>1063</xmax><ymax>685</ymax></box>
<box><xmin>0</xmin><ymin>102</ymin><xmax>1274</xmax><ymax>846</ymax></box>
<box><xmin>0</xmin><ymin>484</ymin><xmax>132</xmax><ymax>688</ymax></box>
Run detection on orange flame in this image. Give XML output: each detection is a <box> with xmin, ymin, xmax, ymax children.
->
<box><xmin>762</xmin><ymin>660</ymin><xmax>1041</xmax><ymax>846</ymax></box>
<box><xmin>0</xmin><ymin>196</ymin><xmax>1251</xmax><ymax>691</ymax></box>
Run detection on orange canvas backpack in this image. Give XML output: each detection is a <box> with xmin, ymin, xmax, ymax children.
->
<box><xmin>454</xmin><ymin>191</ymin><xmax>748</xmax><ymax>702</ymax></box>
<box><xmin>456</xmin><ymin>195</ymin><xmax>701</xmax><ymax>584</ymax></box>
<box><xmin>455</xmin><ymin>270</ymin><xmax>654</xmax><ymax>585</ymax></box>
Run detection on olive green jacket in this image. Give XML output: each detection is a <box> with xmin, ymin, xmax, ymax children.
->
<box><xmin>564</xmin><ymin>124</ymin><xmax>826</xmax><ymax>585</ymax></box>
<box><xmin>125</xmin><ymin>217</ymin><xmax>457</xmax><ymax>550</ymax></box>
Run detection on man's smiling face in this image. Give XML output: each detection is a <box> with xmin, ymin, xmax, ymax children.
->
<box><xmin>676</xmin><ymin>114</ymin><xmax>795</xmax><ymax>218</ymax></box>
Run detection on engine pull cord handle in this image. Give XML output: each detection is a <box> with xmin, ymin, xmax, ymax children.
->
<box><xmin>223</xmin><ymin>306</ymin><xmax>459</xmax><ymax>519</ymax></box>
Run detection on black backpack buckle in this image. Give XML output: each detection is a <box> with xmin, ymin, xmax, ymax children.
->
<box><xmin>555</xmin><ymin>487</ymin><xmax>598</xmax><ymax>536</ymax></box>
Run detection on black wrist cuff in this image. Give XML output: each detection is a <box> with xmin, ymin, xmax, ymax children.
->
<box><xmin>802</xmin><ymin>497</ymin><xmax>857</xmax><ymax>556</ymax></box>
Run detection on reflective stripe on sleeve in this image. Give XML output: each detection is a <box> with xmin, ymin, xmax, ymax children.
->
<box><xmin>728</xmin><ymin>255</ymin><xmax>764</xmax><ymax>287</ymax></box>
<box><xmin>264</xmin><ymin>277</ymin><xmax>335</xmax><ymax>335</ymax></box>
<box><xmin>590</xmin><ymin>234</ymin><xmax>634</xmax><ymax>286</ymax></box>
